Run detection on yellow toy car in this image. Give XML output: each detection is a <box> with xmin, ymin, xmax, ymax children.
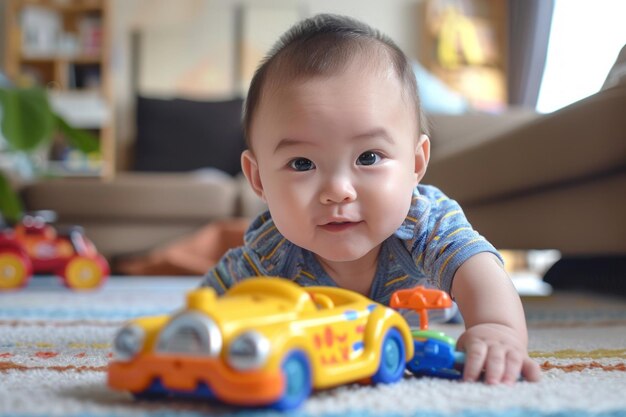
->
<box><xmin>108</xmin><ymin>277</ymin><xmax>414</xmax><ymax>410</ymax></box>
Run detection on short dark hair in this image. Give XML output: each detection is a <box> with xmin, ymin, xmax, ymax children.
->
<box><xmin>243</xmin><ymin>13</ymin><xmax>428</xmax><ymax>147</ymax></box>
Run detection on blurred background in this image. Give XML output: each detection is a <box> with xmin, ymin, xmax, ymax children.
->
<box><xmin>2</xmin><ymin>0</ymin><xmax>624</xmax><ymax>173</ymax></box>
<box><xmin>1</xmin><ymin>0</ymin><xmax>625</xmax><ymax>292</ymax></box>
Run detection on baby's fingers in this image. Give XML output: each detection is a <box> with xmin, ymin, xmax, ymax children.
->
<box><xmin>462</xmin><ymin>341</ymin><xmax>487</xmax><ymax>382</ymax></box>
<box><xmin>484</xmin><ymin>345</ymin><xmax>507</xmax><ymax>384</ymax></box>
<box><xmin>502</xmin><ymin>350</ymin><xmax>523</xmax><ymax>385</ymax></box>
<box><xmin>521</xmin><ymin>357</ymin><xmax>542</xmax><ymax>382</ymax></box>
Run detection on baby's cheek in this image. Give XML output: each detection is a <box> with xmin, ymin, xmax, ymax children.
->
<box><xmin>370</xmin><ymin>182</ymin><xmax>413</xmax><ymax>231</ymax></box>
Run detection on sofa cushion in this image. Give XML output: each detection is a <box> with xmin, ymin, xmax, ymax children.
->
<box><xmin>20</xmin><ymin>171</ymin><xmax>240</xmax><ymax>259</ymax></box>
<box><xmin>424</xmin><ymin>86</ymin><xmax>626</xmax><ymax>205</ymax></box>
<box><xmin>134</xmin><ymin>96</ymin><xmax>246</xmax><ymax>176</ymax></box>
<box><xmin>463</xmin><ymin>172</ymin><xmax>626</xmax><ymax>255</ymax></box>
<box><xmin>427</xmin><ymin>109</ymin><xmax>538</xmax><ymax>154</ymax></box>
<box><xmin>21</xmin><ymin>171</ymin><xmax>238</xmax><ymax>222</ymax></box>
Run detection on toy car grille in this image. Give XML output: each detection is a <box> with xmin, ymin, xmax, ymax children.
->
<box><xmin>156</xmin><ymin>312</ymin><xmax>222</xmax><ymax>356</ymax></box>
<box><xmin>163</xmin><ymin>326</ymin><xmax>205</xmax><ymax>353</ymax></box>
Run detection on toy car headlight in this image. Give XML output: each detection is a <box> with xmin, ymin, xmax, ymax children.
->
<box><xmin>113</xmin><ymin>324</ymin><xmax>145</xmax><ymax>361</ymax></box>
<box><xmin>156</xmin><ymin>312</ymin><xmax>222</xmax><ymax>356</ymax></box>
<box><xmin>227</xmin><ymin>330</ymin><xmax>270</xmax><ymax>371</ymax></box>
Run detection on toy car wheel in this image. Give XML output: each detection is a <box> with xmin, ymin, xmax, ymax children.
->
<box><xmin>62</xmin><ymin>255</ymin><xmax>109</xmax><ymax>290</ymax></box>
<box><xmin>0</xmin><ymin>251</ymin><xmax>32</xmax><ymax>291</ymax></box>
<box><xmin>271</xmin><ymin>350</ymin><xmax>312</xmax><ymax>411</ymax></box>
<box><xmin>372</xmin><ymin>327</ymin><xmax>406</xmax><ymax>384</ymax></box>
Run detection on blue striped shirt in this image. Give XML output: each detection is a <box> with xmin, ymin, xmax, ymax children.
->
<box><xmin>201</xmin><ymin>184</ymin><xmax>502</xmax><ymax>305</ymax></box>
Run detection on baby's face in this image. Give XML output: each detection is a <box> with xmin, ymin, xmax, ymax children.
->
<box><xmin>244</xmin><ymin>63</ymin><xmax>427</xmax><ymax>264</ymax></box>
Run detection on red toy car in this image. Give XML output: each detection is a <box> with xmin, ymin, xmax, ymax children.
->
<box><xmin>0</xmin><ymin>211</ymin><xmax>109</xmax><ymax>291</ymax></box>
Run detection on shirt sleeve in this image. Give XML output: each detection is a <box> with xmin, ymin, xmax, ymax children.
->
<box><xmin>200</xmin><ymin>246</ymin><xmax>262</xmax><ymax>294</ymax></box>
<box><xmin>409</xmin><ymin>185</ymin><xmax>503</xmax><ymax>294</ymax></box>
<box><xmin>200</xmin><ymin>211</ymin><xmax>284</xmax><ymax>294</ymax></box>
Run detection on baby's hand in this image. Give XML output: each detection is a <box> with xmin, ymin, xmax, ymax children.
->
<box><xmin>456</xmin><ymin>323</ymin><xmax>541</xmax><ymax>384</ymax></box>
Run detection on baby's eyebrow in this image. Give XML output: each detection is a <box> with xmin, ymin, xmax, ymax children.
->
<box><xmin>274</xmin><ymin>128</ymin><xmax>394</xmax><ymax>153</ymax></box>
<box><xmin>352</xmin><ymin>128</ymin><xmax>394</xmax><ymax>143</ymax></box>
<box><xmin>273</xmin><ymin>138</ymin><xmax>314</xmax><ymax>153</ymax></box>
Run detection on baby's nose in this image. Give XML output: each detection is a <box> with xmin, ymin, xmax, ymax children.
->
<box><xmin>319</xmin><ymin>176</ymin><xmax>357</xmax><ymax>204</ymax></box>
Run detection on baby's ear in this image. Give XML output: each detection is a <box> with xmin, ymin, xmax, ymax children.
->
<box><xmin>414</xmin><ymin>134</ymin><xmax>430</xmax><ymax>183</ymax></box>
<box><xmin>241</xmin><ymin>150</ymin><xmax>266</xmax><ymax>201</ymax></box>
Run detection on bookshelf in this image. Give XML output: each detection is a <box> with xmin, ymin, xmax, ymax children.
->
<box><xmin>418</xmin><ymin>0</ymin><xmax>508</xmax><ymax>112</ymax></box>
<box><xmin>3</xmin><ymin>0</ymin><xmax>115</xmax><ymax>178</ymax></box>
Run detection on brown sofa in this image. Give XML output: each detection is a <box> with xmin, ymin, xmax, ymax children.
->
<box><xmin>425</xmin><ymin>84</ymin><xmax>626</xmax><ymax>256</ymax></box>
<box><xmin>21</xmin><ymin>171</ymin><xmax>249</xmax><ymax>260</ymax></box>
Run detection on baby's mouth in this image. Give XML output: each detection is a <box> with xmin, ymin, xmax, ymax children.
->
<box><xmin>319</xmin><ymin>221</ymin><xmax>363</xmax><ymax>232</ymax></box>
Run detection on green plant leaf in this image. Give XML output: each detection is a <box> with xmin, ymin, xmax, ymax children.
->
<box><xmin>0</xmin><ymin>87</ymin><xmax>55</xmax><ymax>152</ymax></box>
<box><xmin>54</xmin><ymin>114</ymin><xmax>100</xmax><ymax>153</ymax></box>
<box><xmin>0</xmin><ymin>172</ymin><xmax>23</xmax><ymax>223</ymax></box>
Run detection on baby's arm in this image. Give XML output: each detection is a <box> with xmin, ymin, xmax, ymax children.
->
<box><xmin>451</xmin><ymin>252</ymin><xmax>541</xmax><ymax>384</ymax></box>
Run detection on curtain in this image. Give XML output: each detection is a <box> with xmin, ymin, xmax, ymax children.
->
<box><xmin>507</xmin><ymin>0</ymin><xmax>555</xmax><ymax>108</ymax></box>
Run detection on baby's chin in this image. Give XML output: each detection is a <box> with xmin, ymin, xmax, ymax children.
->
<box><xmin>305</xmin><ymin>243</ymin><xmax>380</xmax><ymax>264</ymax></box>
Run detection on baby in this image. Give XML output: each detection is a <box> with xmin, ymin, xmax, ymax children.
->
<box><xmin>202</xmin><ymin>14</ymin><xmax>540</xmax><ymax>384</ymax></box>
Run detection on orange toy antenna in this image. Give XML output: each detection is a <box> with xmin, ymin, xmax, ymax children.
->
<box><xmin>389</xmin><ymin>286</ymin><xmax>452</xmax><ymax>330</ymax></box>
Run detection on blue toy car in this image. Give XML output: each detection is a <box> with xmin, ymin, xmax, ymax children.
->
<box><xmin>407</xmin><ymin>329</ymin><xmax>465</xmax><ymax>379</ymax></box>
<box><xmin>389</xmin><ymin>286</ymin><xmax>467</xmax><ymax>379</ymax></box>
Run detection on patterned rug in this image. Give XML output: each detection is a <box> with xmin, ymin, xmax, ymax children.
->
<box><xmin>1</xmin><ymin>276</ymin><xmax>626</xmax><ymax>417</ymax></box>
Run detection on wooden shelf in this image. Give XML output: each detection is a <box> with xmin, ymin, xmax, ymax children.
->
<box><xmin>4</xmin><ymin>0</ymin><xmax>115</xmax><ymax>178</ymax></box>
<box><xmin>12</xmin><ymin>0</ymin><xmax>104</xmax><ymax>13</ymax></box>
<box><xmin>418</xmin><ymin>0</ymin><xmax>509</xmax><ymax>111</ymax></box>
<box><xmin>21</xmin><ymin>55</ymin><xmax>102</xmax><ymax>63</ymax></box>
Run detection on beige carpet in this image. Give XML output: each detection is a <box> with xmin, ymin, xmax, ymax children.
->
<box><xmin>1</xmin><ymin>277</ymin><xmax>625</xmax><ymax>417</ymax></box>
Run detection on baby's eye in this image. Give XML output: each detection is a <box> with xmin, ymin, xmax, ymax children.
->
<box><xmin>356</xmin><ymin>151</ymin><xmax>381</xmax><ymax>166</ymax></box>
<box><xmin>289</xmin><ymin>158</ymin><xmax>316</xmax><ymax>171</ymax></box>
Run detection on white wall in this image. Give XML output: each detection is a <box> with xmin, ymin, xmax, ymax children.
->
<box><xmin>109</xmin><ymin>0</ymin><xmax>424</xmax><ymax>168</ymax></box>
<box><xmin>306</xmin><ymin>0</ymin><xmax>423</xmax><ymax>61</ymax></box>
